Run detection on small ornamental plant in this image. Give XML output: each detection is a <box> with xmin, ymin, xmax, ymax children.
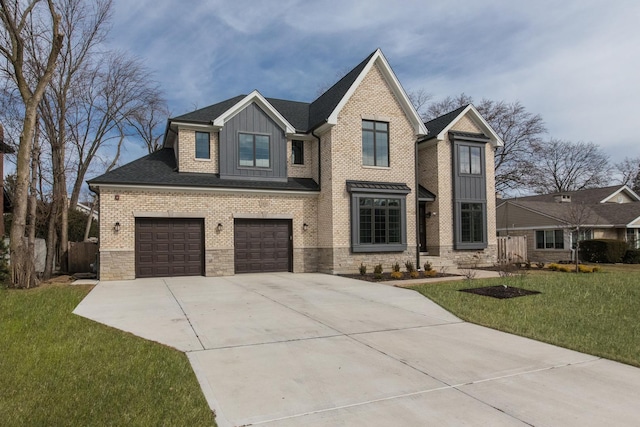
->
<box><xmin>373</xmin><ymin>263</ymin><xmax>383</xmax><ymax>279</ymax></box>
<box><xmin>423</xmin><ymin>262</ymin><xmax>432</xmax><ymax>272</ymax></box>
<box><xmin>404</xmin><ymin>260</ymin><xmax>415</xmax><ymax>273</ymax></box>
<box><xmin>390</xmin><ymin>270</ymin><xmax>404</xmax><ymax>279</ymax></box>
<box><xmin>409</xmin><ymin>270</ymin><xmax>420</xmax><ymax>279</ymax></box>
<box><xmin>391</xmin><ymin>262</ymin><xmax>401</xmax><ymax>273</ymax></box>
<box><xmin>359</xmin><ymin>263</ymin><xmax>367</xmax><ymax>275</ymax></box>
<box><xmin>423</xmin><ymin>269</ymin><xmax>438</xmax><ymax>277</ymax></box>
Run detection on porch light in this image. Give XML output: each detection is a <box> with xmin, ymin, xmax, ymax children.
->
<box><xmin>303</xmin><ymin>223</ymin><xmax>309</xmax><ymax>231</ymax></box>
<box><xmin>114</xmin><ymin>222</ymin><xmax>121</xmax><ymax>232</ymax></box>
<box><xmin>216</xmin><ymin>223</ymin><xmax>223</xmax><ymax>232</ymax></box>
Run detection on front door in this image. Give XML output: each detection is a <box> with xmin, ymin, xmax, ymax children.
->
<box><xmin>419</xmin><ymin>203</ymin><xmax>427</xmax><ymax>252</ymax></box>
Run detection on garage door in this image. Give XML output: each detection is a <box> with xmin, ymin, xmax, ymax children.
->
<box><xmin>135</xmin><ymin>218</ymin><xmax>204</xmax><ymax>278</ymax></box>
<box><xmin>234</xmin><ymin>219</ymin><xmax>292</xmax><ymax>273</ymax></box>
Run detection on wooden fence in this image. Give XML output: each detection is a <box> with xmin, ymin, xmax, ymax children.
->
<box><xmin>497</xmin><ymin>235</ymin><xmax>527</xmax><ymax>264</ymax></box>
<box><xmin>68</xmin><ymin>241</ymin><xmax>99</xmax><ymax>274</ymax></box>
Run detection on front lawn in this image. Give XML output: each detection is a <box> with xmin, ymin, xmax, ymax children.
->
<box><xmin>411</xmin><ymin>266</ymin><xmax>640</xmax><ymax>367</ymax></box>
<box><xmin>0</xmin><ymin>284</ymin><xmax>215</xmax><ymax>426</ymax></box>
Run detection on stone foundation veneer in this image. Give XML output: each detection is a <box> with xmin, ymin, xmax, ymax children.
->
<box><xmin>99</xmin><ymin>250</ymin><xmax>135</xmax><ymax>281</ymax></box>
<box><xmin>317</xmin><ymin>247</ymin><xmax>418</xmax><ymax>274</ymax></box>
<box><xmin>436</xmin><ymin>244</ymin><xmax>498</xmax><ymax>268</ymax></box>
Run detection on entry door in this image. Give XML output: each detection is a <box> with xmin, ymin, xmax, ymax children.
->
<box><xmin>419</xmin><ymin>203</ymin><xmax>427</xmax><ymax>252</ymax></box>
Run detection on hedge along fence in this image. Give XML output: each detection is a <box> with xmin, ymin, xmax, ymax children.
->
<box><xmin>623</xmin><ymin>249</ymin><xmax>640</xmax><ymax>264</ymax></box>
<box><xmin>580</xmin><ymin>239</ymin><xmax>628</xmax><ymax>263</ymax></box>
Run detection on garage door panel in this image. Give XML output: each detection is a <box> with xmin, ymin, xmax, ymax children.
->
<box><xmin>135</xmin><ymin>218</ymin><xmax>204</xmax><ymax>278</ymax></box>
<box><xmin>234</xmin><ymin>219</ymin><xmax>291</xmax><ymax>274</ymax></box>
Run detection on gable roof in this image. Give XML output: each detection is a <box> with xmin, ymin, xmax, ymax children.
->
<box><xmin>498</xmin><ymin>185</ymin><xmax>640</xmax><ymax>229</ymax></box>
<box><xmin>169</xmin><ymin>49</ymin><xmax>427</xmax><ymax>137</ymax></box>
<box><xmin>421</xmin><ymin>104</ymin><xmax>503</xmax><ymax>147</ymax></box>
<box><xmin>211</xmin><ymin>91</ymin><xmax>296</xmax><ymax>134</ymax></box>
<box><xmin>88</xmin><ymin>148</ymin><xmax>319</xmax><ymax>193</ymax></box>
<box><xmin>506</xmin><ymin>185</ymin><xmax>640</xmax><ymax>205</ymax></box>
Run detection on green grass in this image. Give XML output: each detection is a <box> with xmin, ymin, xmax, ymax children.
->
<box><xmin>0</xmin><ymin>285</ymin><xmax>215</xmax><ymax>426</ymax></box>
<box><xmin>411</xmin><ymin>266</ymin><xmax>640</xmax><ymax>367</ymax></box>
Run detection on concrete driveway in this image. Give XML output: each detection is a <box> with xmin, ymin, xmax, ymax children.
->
<box><xmin>74</xmin><ymin>273</ymin><xmax>640</xmax><ymax>426</ymax></box>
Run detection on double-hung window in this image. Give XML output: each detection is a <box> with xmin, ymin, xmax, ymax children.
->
<box><xmin>239</xmin><ymin>133</ymin><xmax>270</xmax><ymax>168</ymax></box>
<box><xmin>536</xmin><ymin>230</ymin><xmax>564</xmax><ymax>249</ymax></box>
<box><xmin>362</xmin><ymin>120</ymin><xmax>389</xmax><ymax>167</ymax></box>
<box><xmin>195</xmin><ymin>132</ymin><xmax>210</xmax><ymax>159</ymax></box>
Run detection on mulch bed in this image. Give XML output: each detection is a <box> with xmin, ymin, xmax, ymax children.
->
<box><xmin>459</xmin><ymin>285</ymin><xmax>541</xmax><ymax>299</ymax></box>
<box><xmin>340</xmin><ymin>272</ymin><xmax>458</xmax><ymax>282</ymax></box>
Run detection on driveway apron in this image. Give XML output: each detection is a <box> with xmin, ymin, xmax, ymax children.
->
<box><xmin>74</xmin><ymin>273</ymin><xmax>640</xmax><ymax>427</ymax></box>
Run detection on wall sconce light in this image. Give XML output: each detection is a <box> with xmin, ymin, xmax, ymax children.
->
<box><xmin>425</xmin><ymin>212</ymin><xmax>437</xmax><ymax>218</ymax></box>
<box><xmin>216</xmin><ymin>223</ymin><xmax>223</xmax><ymax>232</ymax></box>
<box><xmin>303</xmin><ymin>223</ymin><xmax>309</xmax><ymax>231</ymax></box>
<box><xmin>114</xmin><ymin>222</ymin><xmax>121</xmax><ymax>232</ymax></box>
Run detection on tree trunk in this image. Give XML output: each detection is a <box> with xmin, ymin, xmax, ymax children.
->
<box><xmin>10</xmin><ymin>101</ymin><xmax>40</xmax><ymax>288</ymax></box>
<box><xmin>27</xmin><ymin>119</ymin><xmax>40</xmax><ymax>278</ymax></box>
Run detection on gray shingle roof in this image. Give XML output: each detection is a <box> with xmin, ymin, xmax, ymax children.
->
<box><xmin>88</xmin><ymin>148</ymin><xmax>319</xmax><ymax>192</ymax></box>
<box><xmin>507</xmin><ymin>185</ymin><xmax>633</xmax><ymax>205</ymax></box>
<box><xmin>308</xmin><ymin>51</ymin><xmax>376</xmax><ymax>130</ymax></box>
<box><xmin>421</xmin><ymin>105</ymin><xmax>468</xmax><ymax>142</ymax></box>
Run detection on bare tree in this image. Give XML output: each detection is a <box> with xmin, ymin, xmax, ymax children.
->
<box><xmin>560</xmin><ymin>201</ymin><xmax>595</xmax><ymax>273</ymax></box>
<box><xmin>36</xmin><ymin>0</ymin><xmax>110</xmax><ymax>275</ymax></box>
<box><xmin>615</xmin><ymin>156</ymin><xmax>640</xmax><ymax>192</ymax></box>
<box><xmin>422</xmin><ymin>93</ymin><xmax>546</xmax><ymax>193</ymax></box>
<box><xmin>0</xmin><ymin>0</ymin><xmax>64</xmax><ymax>288</ymax></box>
<box><xmin>66</xmin><ymin>52</ymin><xmax>162</xmax><ymax>208</ymax></box>
<box><xmin>126</xmin><ymin>94</ymin><xmax>169</xmax><ymax>154</ymax></box>
<box><xmin>406</xmin><ymin>88</ymin><xmax>431</xmax><ymax>120</ymax></box>
<box><xmin>528</xmin><ymin>139</ymin><xmax>611</xmax><ymax>194</ymax></box>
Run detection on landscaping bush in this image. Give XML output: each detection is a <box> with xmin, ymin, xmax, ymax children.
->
<box><xmin>391</xmin><ymin>262</ymin><xmax>401</xmax><ymax>273</ymax></box>
<box><xmin>423</xmin><ymin>261</ymin><xmax>432</xmax><ymax>272</ymax></box>
<box><xmin>359</xmin><ymin>263</ymin><xmax>367</xmax><ymax>275</ymax></box>
<box><xmin>423</xmin><ymin>270</ymin><xmax>437</xmax><ymax>277</ymax></box>
<box><xmin>580</xmin><ymin>239</ymin><xmax>627</xmax><ymax>263</ymax></box>
<box><xmin>404</xmin><ymin>260</ymin><xmax>415</xmax><ymax>273</ymax></box>
<box><xmin>390</xmin><ymin>271</ymin><xmax>404</xmax><ymax>279</ymax></box>
<box><xmin>373</xmin><ymin>263</ymin><xmax>383</xmax><ymax>279</ymax></box>
<box><xmin>623</xmin><ymin>249</ymin><xmax>640</xmax><ymax>264</ymax></box>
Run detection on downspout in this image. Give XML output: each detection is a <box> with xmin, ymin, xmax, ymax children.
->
<box><xmin>312</xmin><ymin>130</ymin><xmax>321</xmax><ymax>191</ymax></box>
<box><xmin>415</xmin><ymin>137</ymin><xmax>420</xmax><ymax>270</ymax></box>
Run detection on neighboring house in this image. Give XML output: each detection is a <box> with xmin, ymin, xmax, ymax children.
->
<box><xmin>496</xmin><ymin>185</ymin><xmax>640</xmax><ymax>263</ymax></box>
<box><xmin>89</xmin><ymin>49</ymin><xmax>502</xmax><ymax>280</ymax></box>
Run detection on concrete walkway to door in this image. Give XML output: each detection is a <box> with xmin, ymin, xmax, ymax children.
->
<box><xmin>74</xmin><ymin>273</ymin><xmax>640</xmax><ymax>427</ymax></box>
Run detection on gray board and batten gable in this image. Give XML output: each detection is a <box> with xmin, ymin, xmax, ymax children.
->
<box><xmin>452</xmin><ymin>131</ymin><xmax>489</xmax><ymax>250</ymax></box>
<box><xmin>219</xmin><ymin>103</ymin><xmax>287</xmax><ymax>182</ymax></box>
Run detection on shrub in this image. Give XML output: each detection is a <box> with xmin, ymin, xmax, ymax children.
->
<box><xmin>623</xmin><ymin>249</ymin><xmax>640</xmax><ymax>264</ymax></box>
<box><xmin>578</xmin><ymin>265</ymin><xmax>593</xmax><ymax>273</ymax></box>
<box><xmin>424</xmin><ymin>270</ymin><xmax>438</xmax><ymax>277</ymax></box>
<box><xmin>557</xmin><ymin>265</ymin><xmax>571</xmax><ymax>272</ymax></box>
<box><xmin>592</xmin><ymin>266</ymin><xmax>602</xmax><ymax>272</ymax></box>
<box><xmin>373</xmin><ymin>263</ymin><xmax>383</xmax><ymax>279</ymax></box>
<box><xmin>0</xmin><ymin>238</ymin><xmax>9</xmax><ymax>286</ymax></box>
<box><xmin>423</xmin><ymin>262</ymin><xmax>432</xmax><ymax>272</ymax></box>
<box><xmin>580</xmin><ymin>239</ymin><xmax>627</xmax><ymax>263</ymax></box>
<box><xmin>409</xmin><ymin>270</ymin><xmax>420</xmax><ymax>279</ymax></box>
<box><xmin>548</xmin><ymin>263</ymin><xmax>560</xmax><ymax>271</ymax></box>
<box><xmin>391</xmin><ymin>262</ymin><xmax>401</xmax><ymax>273</ymax></box>
<box><xmin>404</xmin><ymin>260</ymin><xmax>415</xmax><ymax>273</ymax></box>
<box><xmin>390</xmin><ymin>271</ymin><xmax>404</xmax><ymax>279</ymax></box>
<box><xmin>536</xmin><ymin>261</ymin><xmax>545</xmax><ymax>269</ymax></box>
<box><xmin>358</xmin><ymin>263</ymin><xmax>367</xmax><ymax>275</ymax></box>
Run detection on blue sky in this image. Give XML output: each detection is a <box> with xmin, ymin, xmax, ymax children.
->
<box><xmin>107</xmin><ymin>0</ymin><xmax>640</xmax><ymax>166</ymax></box>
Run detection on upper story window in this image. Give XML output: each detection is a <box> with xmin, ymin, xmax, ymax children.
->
<box><xmin>362</xmin><ymin>120</ymin><xmax>389</xmax><ymax>167</ymax></box>
<box><xmin>239</xmin><ymin>133</ymin><xmax>270</xmax><ymax>168</ymax></box>
<box><xmin>459</xmin><ymin>145</ymin><xmax>482</xmax><ymax>175</ymax></box>
<box><xmin>292</xmin><ymin>140</ymin><xmax>304</xmax><ymax>165</ymax></box>
<box><xmin>195</xmin><ymin>131</ymin><xmax>210</xmax><ymax>159</ymax></box>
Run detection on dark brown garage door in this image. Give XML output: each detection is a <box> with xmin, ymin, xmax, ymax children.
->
<box><xmin>135</xmin><ymin>218</ymin><xmax>204</xmax><ymax>278</ymax></box>
<box><xmin>234</xmin><ymin>219</ymin><xmax>292</xmax><ymax>273</ymax></box>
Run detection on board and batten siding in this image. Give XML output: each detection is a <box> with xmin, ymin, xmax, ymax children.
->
<box><xmin>219</xmin><ymin>102</ymin><xmax>287</xmax><ymax>181</ymax></box>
